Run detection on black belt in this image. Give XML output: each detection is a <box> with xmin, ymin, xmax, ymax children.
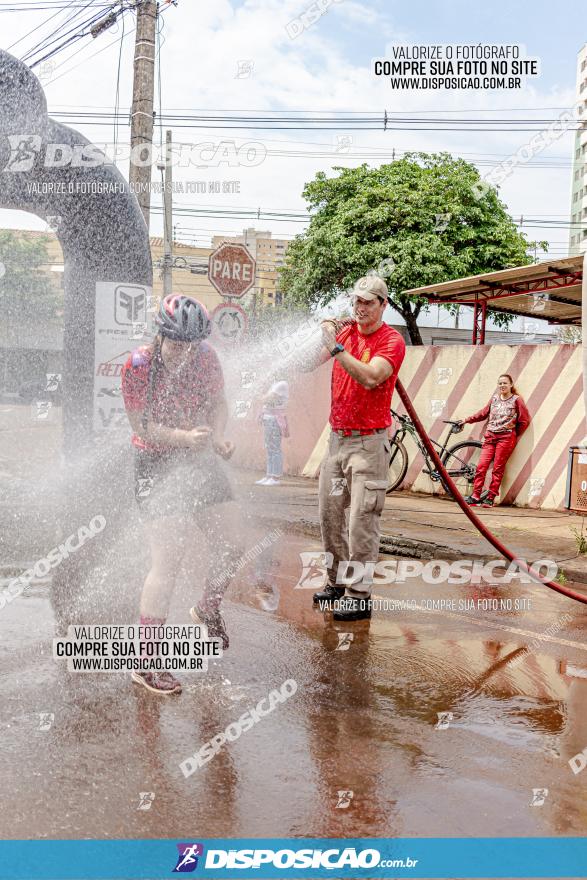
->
<box><xmin>332</xmin><ymin>427</ymin><xmax>387</xmax><ymax>437</ymax></box>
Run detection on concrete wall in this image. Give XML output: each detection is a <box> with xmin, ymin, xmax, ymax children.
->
<box><xmin>237</xmin><ymin>343</ymin><xmax>585</xmax><ymax>510</ymax></box>
<box><xmin>230</xmin><ymin>366</ymin><xmax>331</xmax><ymax>477</ymax></box>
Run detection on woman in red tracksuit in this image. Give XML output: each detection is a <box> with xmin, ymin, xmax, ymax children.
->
<box><xmin>457</xmin><ymin>374</ymin><xmax>531</xmax><ymax>508</ymax></box>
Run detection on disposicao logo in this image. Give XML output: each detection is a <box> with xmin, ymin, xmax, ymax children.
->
<box><xmin>196</xmin><ymin>847</ymin><xmax>383</xmax><ymax>871</ymax></box>
<box><xmin>173</xmin><ymin>843</ymin><xmax>204</xmax><ymax>873</ymax></box>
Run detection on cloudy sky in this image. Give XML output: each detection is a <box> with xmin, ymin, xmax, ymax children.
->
<box><xmin>1</xmin><ymin>0</ymin><xmax>586</xmax><ymax>328</ymax></box>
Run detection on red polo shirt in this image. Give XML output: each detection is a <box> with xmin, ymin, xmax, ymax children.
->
<box><xmin>329</xmin><ymin>322</ymin><xmax>405</xmax><ymax>430</ymax></box>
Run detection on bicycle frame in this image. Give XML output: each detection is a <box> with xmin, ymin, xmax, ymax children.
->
<box><xmin>390</xmin><ymin>409</ymin><xmax>456</xmax><ymax>476</ymax></box>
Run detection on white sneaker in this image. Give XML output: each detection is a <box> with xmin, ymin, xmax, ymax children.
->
<box><xmin>255</xmin><ymin>477</ymin><xmax>270</xmax><ymax>485</ymax></box>
<box><xmin>264</xmin><ymin>477</ymin><xmax>281</xmax><ymax>486</ymax></box>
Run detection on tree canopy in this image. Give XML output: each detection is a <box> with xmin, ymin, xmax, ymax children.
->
<box><xmin>279</xmin><ymin>152</ymin><xmax>545</xmax><ymax>343</ymax></box>
<box><xmin>0</xmin><ymin>231</ymin><xmax>62</xmax><ymax>330</ymax></box>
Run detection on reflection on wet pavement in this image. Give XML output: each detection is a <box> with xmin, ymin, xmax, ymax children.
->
<box><xmin>1</xmin><ymin>526</ymin><xmax>587</xmax><ymax>842</ymax></box>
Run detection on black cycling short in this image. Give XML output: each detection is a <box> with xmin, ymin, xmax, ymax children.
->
<box><xmin>134</xmin><ymin>446</ymin><xmax>234</xmax><ymax>520</ymax></box>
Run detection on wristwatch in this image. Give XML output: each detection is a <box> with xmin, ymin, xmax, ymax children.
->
<box><xmin>330</xmin><ymin>342</ymin><xmax>345</xmax><ymax>357</ymax></box>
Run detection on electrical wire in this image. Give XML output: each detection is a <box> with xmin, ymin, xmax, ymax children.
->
<box><xmin>41</xmin><ymin>109</ymin><xmax>585</xmax><ymax>132</ymax></box>
<box><xmin>0</xmin><ymin>1</ymin><xmax>113</xmax><ymax>6</ymax></box>
<box><xmin>44</xmin><ymin>22</ymin><xmax>134</xmax><ymax>87</ymax></box>
<box><xmin>23</xmin><ymin>1</ymin><xmax>126</xmax><ymax>69</ymax></box>
<box><xmin>155</xmin><ymin>2</ymin><xmax>163</xmax><ymax>153</ymax></box>
<box><xmin>0</xmin><ymin>3</ymin><xmax>113</xmax><ymax>10</ymax></box>
<box><xmin>6</xmin><ymin>0</ymin><xmax>79</xmax><ymax>51</ymax></box>
<box><xmin>149</xmin><ymin>203</ymin><xmax>586</xmax><ymax>231</ymax></box>
<box><xmin>21</xmin><ymin>0</ymin><xmax>100</xmax><ymax>63</ymax></box>
<box><xmin>112</xmin><ymin>5</ymin><xmax>125</xmax><ymax>151</ymax></box>
<box><xmin>15</xmin><ymin>112</ymin><xmax>581</xmax><ymax>167</ymax></box>
<box><xmin>46</xmin><ymin>103</ymin><xmax>582</xmax><ymax>114</ymax></box>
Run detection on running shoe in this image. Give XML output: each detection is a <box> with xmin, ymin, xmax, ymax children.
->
<box><xmin>190</xmin><ymin>603</ymin><xmax>229</xmax><ymax>650</ymax></box>
<box><xmin>131</xmin><ymin>670</ymin><xmax>182</xmax><ymax>695</ymax></box>
<box><xmin>263</xmin><ymin>477</ymin><xmax>281</xmax><ymax>486</ymax></box>
<box><xmin>255</xmin><ymin>477</ymin><xmax>270</xmax><ymax>485</ymax></box>
<box><xmin>465</xmin><ymin>495</ymin><xmax>482</xmax><ymax>505</ymax></box>
<box><xmin>482</xmin><ymin>497</ymin><xmax>495</xmax><ymax>508</ymax></box>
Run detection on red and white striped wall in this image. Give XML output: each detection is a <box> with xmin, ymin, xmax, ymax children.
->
<box><xmin>294</xmin><ymin>343</ymin><xmax>585</xmax><ymax>510</ymax></box>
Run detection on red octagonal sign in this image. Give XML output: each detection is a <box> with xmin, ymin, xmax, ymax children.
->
<box><xmin>208</xmin><ymin>242</ymin><xmax>256</xmax><ymax>298</ymax></box>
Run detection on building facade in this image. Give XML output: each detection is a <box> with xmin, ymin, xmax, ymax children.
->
<box><xmin>569</xmin><ymin>43</ymin><xmax>587</xmax><ymax>256</ymax></box>
<box><xmin>0</xmin><ymin>227</ymin><xmax>291</xmax><ymax>397</ymax></box>
<box><xmin>211</xmin><ymin>228</ymin><xmax>289</xmax><ymax>308</ymax></box>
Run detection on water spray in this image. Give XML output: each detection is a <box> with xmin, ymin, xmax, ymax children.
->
<box><xmin>230</xmin><ymin>292</ymin><xmax>354</xmax><ymax>401</ymax></box>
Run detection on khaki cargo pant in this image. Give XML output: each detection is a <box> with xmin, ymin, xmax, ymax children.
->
<box><xmin>318</xmin><ymin>430</ymin><xmax>390</xmax><ymax>598</ymax></box>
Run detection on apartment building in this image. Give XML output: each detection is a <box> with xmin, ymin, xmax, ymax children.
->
<box><xmin>211</xmin><ymin>228</ymin><xmax>289</xmax><ymax>306</ymax></box>
<box><xmin>569</xmin><ymin>43</ymin><xmax>587</xmax><ymax>255</ymax></box>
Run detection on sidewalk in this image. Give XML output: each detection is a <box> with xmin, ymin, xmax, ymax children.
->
<box><xmin>243</xmin><ymin>472</ymin><xmax>587</xmax><ymax>592</ymax></box>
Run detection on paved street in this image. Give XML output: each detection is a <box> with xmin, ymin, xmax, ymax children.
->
<box><xmin>1</xmin><ymin>484</ymin><xmax>587</xmax><ymax>842</ymax></box>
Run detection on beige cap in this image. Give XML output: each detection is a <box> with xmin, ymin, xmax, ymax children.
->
<box><xmin>351</xmin><ymin>275</ymin><xmax>388</xmax><ymax>301</ymax></box>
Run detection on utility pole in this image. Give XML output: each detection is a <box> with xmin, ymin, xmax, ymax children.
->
<box><xmin>159</xmin><ymin>129</ymin><xmax>173</xmax><ymax>297</ymax></box>
<box><xmin>129</xmin><ymin>0</ymin><xmax>157</xmax><ymax>230</ymax></box>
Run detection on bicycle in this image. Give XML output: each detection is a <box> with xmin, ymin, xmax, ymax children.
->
<box><xmin>386</xmin><ymin>408</ymin><xmax>482</xmax><ymax>497</ymax></box>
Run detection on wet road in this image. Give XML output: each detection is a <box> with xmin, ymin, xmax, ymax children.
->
<box><xmin>1</xmin><ymin>524</ymin><xmax>587</xmax><ymax>843</ymax></box>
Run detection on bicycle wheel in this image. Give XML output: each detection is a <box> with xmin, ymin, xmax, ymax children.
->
<box><xmin>440</xmin><ymin>441</ymin><xmax>482</xmax><ymax>498</ymax></box>
<box><xmin>386</xmin><ymin>438</ymin><xmax>409</xmax><ymax>494</ymax></box>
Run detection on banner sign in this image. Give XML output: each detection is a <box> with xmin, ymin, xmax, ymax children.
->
<box><xmin>94</xmin><ymin>281</ymin><xmax>153</xmax><ymax>432</ymax></box>
<box><xmin>0</xmin><ymin>838</ymin><xmax>586</xmax><ymax>879</ymax></box>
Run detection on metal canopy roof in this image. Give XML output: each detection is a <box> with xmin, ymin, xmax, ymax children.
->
<box><xmin>403</xmin><ymin>255</ymin><xmax>583</xmax><ymax>326</ymax></box>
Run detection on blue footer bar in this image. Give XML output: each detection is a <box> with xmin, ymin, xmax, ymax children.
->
<box><xmin>0</xmin><ymin>838</ymin><xmax>586</xmax><ymax>879</ymax></box>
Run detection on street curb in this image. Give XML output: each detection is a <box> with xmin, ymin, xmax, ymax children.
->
<box><xmin>255</xmin><ymin>512</ymin><xmax>587</xmax><ymax>593</ymax></box>
<box><xmin>379</xmin><ymin>534</ymin><xmax>463</xmax><ymax>560</ymax></box>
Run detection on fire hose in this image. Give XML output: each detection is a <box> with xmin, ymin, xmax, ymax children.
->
<box><xmin>394</xmin><ymin>378</ymin><xmax>587</xmax><ymax>606</ymax></box>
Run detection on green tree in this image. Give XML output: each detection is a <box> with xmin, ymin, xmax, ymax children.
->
<box><xmin>0</xmin><ymin>231</ymin><xmax>62</xmax><ymax>340</ymax></box>
<box><xmin>279</xmin><ymin>152</ymin><xmax>545</xmax><ymax>344</ymax></box>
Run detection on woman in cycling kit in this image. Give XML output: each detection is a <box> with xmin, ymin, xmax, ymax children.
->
<box><xmin>121</xmin><ymin>294</ymin><xmax>240</xmax><ymax>695</ymax></box>
<box><xmin>457</xmin><ymin>373</ymin><xmax>531</xmax><ymax>508</ymax></box>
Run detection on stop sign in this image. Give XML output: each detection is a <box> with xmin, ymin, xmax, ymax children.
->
<box><xmin>208</xmin><ymin>242</ymin><xmax>256</xmax><ymax>298</ymax></box>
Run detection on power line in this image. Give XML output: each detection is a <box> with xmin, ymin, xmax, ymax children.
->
<box><xmin>0</xmin><ymin>3</ymin><xmax>113</xmax><ymax>10</ymax></box>
<box><xmin>21</xmin><ymin>0</ymin><xmax>102</xmax><ymax>62</ymax></box>
<box><xmin>151</xmin><ymin>208</ymin><xmax>308</xmax><ymax>224</ymax></box>
<box><xmin>21</xmin><ymin>112</ymin><xmax>580</xmax><ymax>167</ymax></box>
<box><xmin>112</xmin><ymin>6</ymin><xmax>125</xmax><ymax>150</ymax></box>
<box><xmin>174</xmin><ymin>225</ymin><xmax>296</xmax><ymax>237</ymax></box>
<box><xmin>6</xmin><ymin>0</ymin><xmax>80</xmax><ymax>51</ymax></box>
<box><xmin>23</xmin><ymin>1</ymin><xmax>127</xmax><ymax>69</ymax></box>
<box><xmin>47</xmin><ymin>103</ymin><xmax>581</xmax><ymax>113</ymax></box>
<box><xmin>36</xmin><ymin>5</ymin><xmax>120</xmax><ymax>79</ymax></box>
<box><xmin>46</xmin><ymin>109</ymin><xmax>585</xmax><ymax>132</ymax></box>
<box><xmin>155</xmin><ymin>1</ymin><xmax>164</xmax><ymax>152</ymax></box>
<box><xmin>150</xmin><ymin>203</ymin><xmax>587</xmax><ymax>228</ymax></box>
<box><xmin>44</xmin><ymin>22</ymin><xmax>135</xmax><ymax>87</ymax></box>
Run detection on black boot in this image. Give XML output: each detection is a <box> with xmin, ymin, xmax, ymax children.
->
<box><xmin>333</xmin><ymin>595</ymin><xmax>372</xmax><ymax>621</ymax></box>
<box><xmin>312</xmin><ymin>584</ymin><xmax>345</xmax><ymax>605</ymax></box>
